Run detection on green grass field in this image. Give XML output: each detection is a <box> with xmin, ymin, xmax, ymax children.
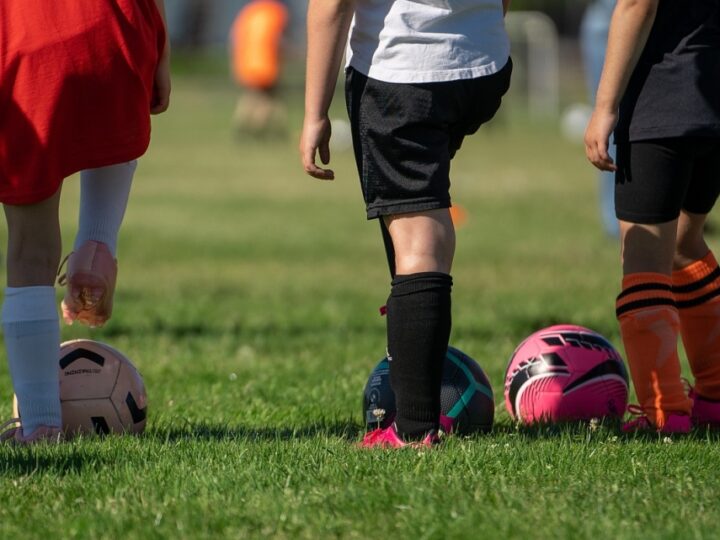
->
<box><xmin>2</xmin><ymin>72</ymin><xmax>720</xmax><ymax>539</ymax></box>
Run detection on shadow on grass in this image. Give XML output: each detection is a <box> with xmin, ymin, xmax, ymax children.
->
<box><xmin>0</xmin><ymin>419</ymin><xmax>360</xmax><ymax>475</ymax></box>
<box><xmin>484</xmin><ymin>418</ymin><xmax>720</xmax><ymax>443</ymax></box>
<box><xmin>3</xmin><ymin>418</ymin><xmax>719</xmax><ymax>477</ymax></box>
<box><xmin>487</xmin><ymin>418</ymin><xmax>621</xmax><ymax>440</ymax></box>
<box><xmin>150</xmin><ymin>417</ymin><xmax>720</xmax><ymax>445</ymax></box>
<box><xmin>0</xmin><ymin>446</ymin><xmax>114</xmax><ymax>476</ymax></box>
<box><xmin>147</xmin><ymin>418</ymin><xmax>361</xmax><ymax>443</ymax></box>
<box><xmin>76</xmin><ymin>319</ymin><xmax>379</xmax><ymax>340</ymax></box>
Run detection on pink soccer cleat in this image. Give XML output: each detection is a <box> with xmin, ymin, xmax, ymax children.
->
<box><xmin>439</xmin><ymin>415</ymin><xmax>455</xmax><ymax>434</ymax></box>
<box><xmin>58</xmin><ymin>240</ymin><xmax>117</xmax><ymax>328</ymax></box>
<box><xmin>360</xmin><ymin>423</ymin><xmax>440</xmax><ymax>449</ymax></box>
<box><xmin>689</xmin><ymin>389</ymin><xmax>720</xmax><ymax>427</ymax></box>
<box><xmin>0</xmin><ymin>418</ymin><xmax>63</xmax><ymax>445</ymax></box>
<box><xmin>621</xmin><ymin>405</ymin><xmax>691</xmax><ymax>434</ymax></box>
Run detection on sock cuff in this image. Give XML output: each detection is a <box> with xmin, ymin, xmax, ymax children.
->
<box><xmin>672</xmin><ymin>251</ymin><xmax>717</xmax><ymax>284</ymax></box>
<box><xmin>616</xmin><ymin>272</ymin><xmax>675</xmax><ymax>318</ymax></box>
<box><xmin>391</xmin><ymin>272</ymin><xmax>452</xmax><ymax>296</ymax></box>
<box><xmin>621</xmin><ymin>272</ymin><xmax>671</xmax><ymax>290</ymax></box>
<box><xmin>394</xmin><ymin>402</ymin><xmax>440</xmax><ymax>440</ymax></box>
<box><xmin>13</xmin><ymin>390</ymin><xmax>62</xmax><ymax>431</ymax></box>
<box><xmin>672</xmin><ymin>252</ymin><xmax>720</xmax><ymax>309</ymax></box>
<box><xmin>2</xmin><ymin>287</ymin><xmax>57</xmax><ymax>324</ymax></box>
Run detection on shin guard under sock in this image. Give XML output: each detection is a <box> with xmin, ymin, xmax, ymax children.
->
<box><xmin>672</xmin><ymin>252</ymin><xmax>720</xmax><ymax>400</ymax></box>
<box><xmin>616</xmin><ymin>272</ymin><xmax>692</xmax><ymax>427</ymax></box>
<box><xmin>386</xmin><ymin>272</ymin><xmax>452</xmax><ymax>440</ymax></box>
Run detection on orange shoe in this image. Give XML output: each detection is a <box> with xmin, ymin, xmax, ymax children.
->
<box><xmin>58</xmin><ymin>241</ymin><xmax>117</xmax><ymax>328</ymax></box>
<box><xmin>0</xmin><ymin>418</ymin><xmax>63</xmax><ymax>445</ymax></box>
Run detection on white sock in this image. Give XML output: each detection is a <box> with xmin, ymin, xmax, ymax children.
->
<box><xmin>75</xmin><ymin>160</ymin><xmax>136</xmax><ymax>256</ymax></box>
<box><xmin>2</xmin><ymin>287</ymin><xmax>61</xmax><ymax>434</ymax></box>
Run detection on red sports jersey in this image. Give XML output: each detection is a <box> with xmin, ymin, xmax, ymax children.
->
<box><xmin>0</xmin><ymin>0</ymin><xmax>166</xmax><ymax>205</ymax></box>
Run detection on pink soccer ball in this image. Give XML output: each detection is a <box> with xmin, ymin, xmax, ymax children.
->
<box><xmin>504</xmin><ymin>324</ymin><xmax>629</xmax><ymax>424</ymax></box>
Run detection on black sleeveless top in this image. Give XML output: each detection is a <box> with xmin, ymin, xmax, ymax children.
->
<box><xmin>615</xmin><ymin>0</ymin><xmax>720</xmax><ymax>143</ymax></box>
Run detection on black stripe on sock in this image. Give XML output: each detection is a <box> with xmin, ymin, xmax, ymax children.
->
<box><xmin>616</xmin><ymin>282</ymin><xmax>673</xmax><ymax>301</ymax></box>
<box><xmin>676</xmin><ymin>287</ymin><xmax>720</xmax><ymax>310</ymax></box>
<box><xmin>616</xmin><ymin>297</ymin><xmax>676</xmax><ymax>318</ymax></box>
<box><xmin>672</xmin><ymin>266</ymin><xmax>720</xmax><ymax>294</ymax></box>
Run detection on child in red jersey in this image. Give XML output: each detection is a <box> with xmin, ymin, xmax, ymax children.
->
<box><xmin>0</xmin><ymin>0</ymin><xmax>170</xmax><ymax>444</ymax></box>
<box><xmin>586</xmin><ymin>0</ymin><xmax>720</xmax><ymax>433</ymax></box>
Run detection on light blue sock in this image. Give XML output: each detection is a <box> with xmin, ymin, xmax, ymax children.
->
<box><xmin>2</xmin><ymin>287</ymin><xmax>61</xmax><ymax>434</ymax></box>
<box><xmin>75</xmin><ymin>160</ymin><xmax>136</xmax><ymax>256</ymax></box>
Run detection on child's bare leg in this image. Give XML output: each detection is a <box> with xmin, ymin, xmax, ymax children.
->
<box><xmin>617</xmin><ymin>219</ymin><xmax>692</xmax><ymax>428</ymax></box>
<box><xmin>2</xmin><ymin>190</ymin><xmax>62</xmax><ymax>437</ymax></box>
<box><xmin>675</xmin><ymin>210</ymin><xmax>709</xmax><ymax>269</ymax></box>
<box><xmin>385</xmin><ymin>209</ymin><xmax>455</xmax><ymax>275</ymax></box>
<box><xmin>673</xmin><ymin>210</ymin><xmax>720</xmax><ymax>410</ymax></box>
<box><xmin>382</xmin><ymin>208</ymin><xmax>455</xmax><ymax>439</ymax></box>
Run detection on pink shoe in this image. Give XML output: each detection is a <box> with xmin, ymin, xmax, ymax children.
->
<box><xmin>58</xmin><ymin>240</ymin><xmax>117</xmax><ymax>328</ymax></box>
<box><xmin>621</xmin><ymin>405</ymin><xmax>691</xmax><ymax>434</ymax></box>
<box><xmin>360</xmin><ymin>423</ymin><xmax>440</xmax><ymax>449</ymax></box>
<box><xmin>0</xmin><ymin>418</ymin><xmax>63</xmax><ymax>445</ymax></box>
<box><xmin>439</xmin><ymin>415</ymin><xmax>455</xmax><ymax>434</ymax></box>
<box><xmin>689</xmin><ymin>389</ymin><xmax>720</xmax><ymax>427</ymax></box>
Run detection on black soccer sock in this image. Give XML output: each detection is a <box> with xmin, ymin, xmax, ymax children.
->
<box><xmin>387</xmin><ymin>272</ymin><xmax>452</xmax><ymax>440</ymax></box>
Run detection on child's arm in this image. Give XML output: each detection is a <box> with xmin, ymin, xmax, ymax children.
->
<box><xmin>503</xmin><ymin>0</ymin><xmax>510</xmax><ymax>15</ymax></box>
<box><xmin>300</xmin><ymin>0</ymin><xmax>355</xmax><ymax>180</ymax></box>
<box><xmin>584</xmin><ymin>0</ymin><xmax>658</xmax><ymax>171</ymax></box>
<box><xmin>151</xmin><ymin>0</ymin><xmax>171</xmax><ymax>114</ymax></box>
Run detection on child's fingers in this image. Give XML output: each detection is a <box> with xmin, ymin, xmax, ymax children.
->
<box><xmin>319</xmin><ymin>142</ymin><xmax>330</xmax><ymax>165</ymax></box>
<box><xmin>586</xmin><ymin>140</ymin><xmax>617</xmax><ymax>172</ymax></box>
<box><xmin>151</xmin><ymin>65</ymin><xmax>171</xmax><ymax>114</ymax></box>
<box><xmin>303</xmin><ymin>146</ymin><xmax>335</xmax><ymax>180</ymax></box>
<box><xmin>151</xmin><ymin>84</ymin><xmax>171</xmax><ymax>114</ymax></box>
<box><xmin>596</xmin><ymin>141</ymin><xmax>617</xmax><ymax>172</ymax></box>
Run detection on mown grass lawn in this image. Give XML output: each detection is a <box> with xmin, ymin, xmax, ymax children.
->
<box><xmin>1</xmin><ymin>72</ymin><xmax>719</xmax><ymax>539</ymax></box>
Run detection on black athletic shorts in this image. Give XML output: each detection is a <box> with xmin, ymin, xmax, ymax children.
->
<box><xmin>615</xmin><ymin>137</ymin><xmax>720</xmax><ymax>224</ymax></box>
<box><xmin>345</xmin><ymin>59</ymin><xmax>512</xmax><ymax>219</ymax></box>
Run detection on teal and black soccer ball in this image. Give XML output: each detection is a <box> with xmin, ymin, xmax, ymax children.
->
<box><xmin>362</xmin><ymin>346</ymin><xmax>495</xmax><ymax>435</ymax></box>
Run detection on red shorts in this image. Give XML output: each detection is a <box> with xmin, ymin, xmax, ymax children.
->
<box><xmin>0</xmin><ymin>0</ymin><xmax>166</xmax><ymax>205</ymax></box>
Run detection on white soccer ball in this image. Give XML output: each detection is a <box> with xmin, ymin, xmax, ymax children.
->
<box><xmin>560</xmin><ymin>103</ymin><xmax>593</xmax><ymax>143</ymax></box>
<box><xmin>330</xmin><ymin>118</ymin><xmax>353</xmax><ymax>152</ymax></box>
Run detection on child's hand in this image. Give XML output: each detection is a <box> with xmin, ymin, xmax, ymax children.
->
<box><xmin>584</xmin><ymin>108</ymin><xmax>618</xmax><ymax>172</ymax></box>
<box><xmin>151</xmin><ymin>47</ymin><xmax>171</xmax><ymax>114</ymax></box>
<box><xmin>300</xmin><ymin>116</ymin><xmax>335</xmax><ymax>180</ymax></box>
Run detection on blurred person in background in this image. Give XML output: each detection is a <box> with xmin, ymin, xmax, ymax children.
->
<box><xmin>585</xmin><ymin>0</ymin><xmax>720</xmax><ymax>434</ymax></box>
<box><xmin>230</xmin><ymin>0</ymin><xmax>289</xmax><ymax>137</ymax></box>
<box><xmin>580</xmin><ymin>0</ymin><xmax>619</xmax><ymax>238</ymax></box>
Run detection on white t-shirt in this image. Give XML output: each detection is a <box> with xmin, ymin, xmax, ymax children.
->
<box><xmin>346</xmin><ymin>0</ymin><xmax>510</xmax><ymax>84</ymax></box>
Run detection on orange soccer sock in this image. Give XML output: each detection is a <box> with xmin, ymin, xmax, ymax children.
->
<box><xmin>616</xmin><ymin>272</ymin><xmax>692</xmax><ymax>427</ymax></box>
<box><xmin>672</xmin><ymin>252</ymin><xmax>720</xmax><ymax>400</ymax></box>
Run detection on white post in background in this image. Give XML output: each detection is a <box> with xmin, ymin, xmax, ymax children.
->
<box><xmin>505</xmin><ymin>11</ymin><xmax>560</xmax><ymax>120</ymax></box>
